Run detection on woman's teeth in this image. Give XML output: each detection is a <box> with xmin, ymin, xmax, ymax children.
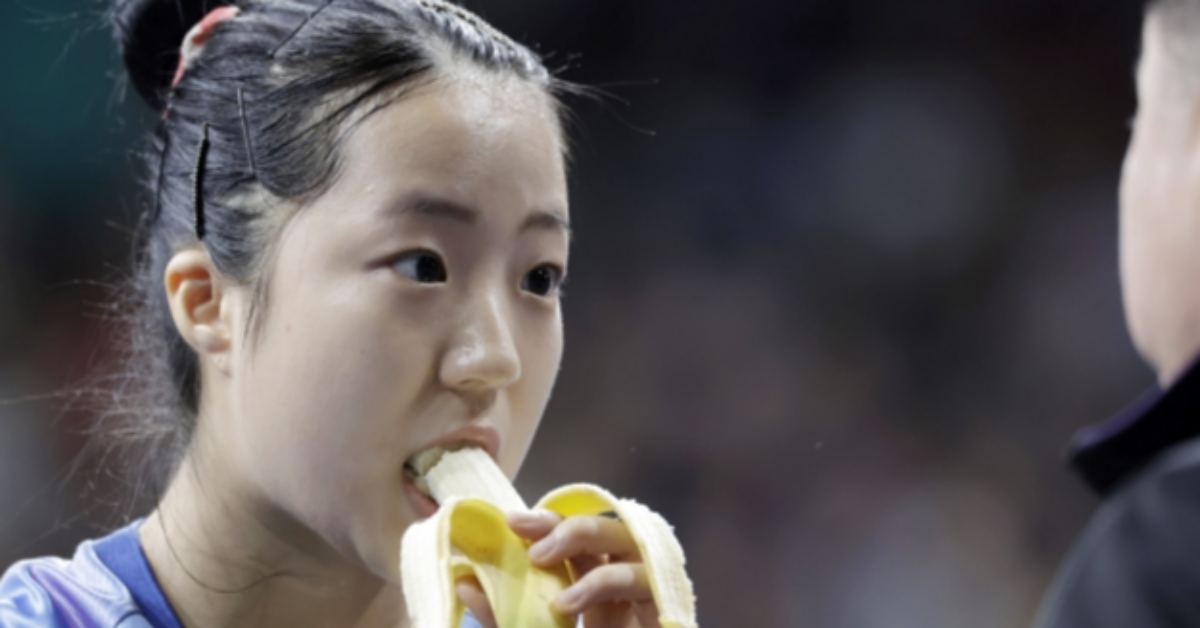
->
<box><xmin>406</xmin><ymin>442</ymin><xmax>485</xmax><ymax>477</ymax></box>
<box><xmin>407</xmin><ymin>447</ymin><xmax>448</xmax><ymax>477</ymax></box>
<box><xmin>406</xmin><ymin>443</ymin><xmax>483</xmax><ymax>498</ymax></box>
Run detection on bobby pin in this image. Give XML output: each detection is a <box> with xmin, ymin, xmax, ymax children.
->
<box><xmin>269</xmin><ymin>0</ymin><xmax>335</xmax><ymax>58</ymax></box>
<box><xmin>193</xmin><ymin>123</ymin><xmax>211</xmax><ymax>239</ymax></box>
<box><xmin>237</xmin><ymin>88</ymin><xmax>258</xmax><ymax>178</ymax></box>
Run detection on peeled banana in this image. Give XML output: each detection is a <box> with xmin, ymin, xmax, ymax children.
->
<box><xmin>400</xmin><ymin>447</ymin><xmax>698</xmax><ymax>628</ymax></box>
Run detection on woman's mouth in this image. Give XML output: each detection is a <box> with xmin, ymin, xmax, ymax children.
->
<box><xmin>403</xmin><ymin>472</ymin><xmax>440</xmax><ymax>518</ymax></box>
<box><xmin>402</xmin><ymin>443</ymin><xmax>478</xmax><ymax>517</ymax></box>
<box><xmin>403</xmin><ymin>446</ymin><xmax>450</xmax><ymax>498</ymax></box>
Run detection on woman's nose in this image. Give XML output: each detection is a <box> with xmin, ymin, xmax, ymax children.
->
<box><xmin>439</xmin><ymin>292</ymin><xmax>522</xmax><ymax>394</ymax></box>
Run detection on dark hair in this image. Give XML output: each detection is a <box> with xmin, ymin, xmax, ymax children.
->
<box><xmin>100</xmin><ymin>0</ymin><xmax>566</xmax><ymax>503</ymax></box>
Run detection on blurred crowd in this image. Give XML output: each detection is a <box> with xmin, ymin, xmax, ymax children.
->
<box><xmin>0</xmin><ymin>0</ymin><xmax>1153</xmax><ymax>626</ymax></box>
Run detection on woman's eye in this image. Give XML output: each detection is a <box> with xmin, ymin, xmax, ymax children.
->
<box><xmin>393</xmin><ymin>251</ymin><xmax>447</xmax><ymax>284</ymax></box>
<box><xmin>521</xmin><ymin>264</ymin><xmax>565</xmax><ymax>297</ymax></box>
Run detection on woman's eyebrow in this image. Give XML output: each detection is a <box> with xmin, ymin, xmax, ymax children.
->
<box><xmin>521</xmin><ymin>211</ymin><xmax>572</xmax><ymax>240</ymax></box>
<box><xmin>386</xmin><ymin>193</ymin><xmax>571</xmax><ymax>239</ymax></box>
<box><xmin>389</xmin><ymin>194</ymin><xmax>479</xmax><ymax>224</ymax></box>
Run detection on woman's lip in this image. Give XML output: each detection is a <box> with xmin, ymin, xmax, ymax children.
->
<box><xmin>409</xmin><ymin>422</ymin><xmax>503</xmax><ymax>464</ymax></box>
<box><xmin>403</xmin><ymin>474</ymin><xmax>439</xmax><ymax>518</ymax></box>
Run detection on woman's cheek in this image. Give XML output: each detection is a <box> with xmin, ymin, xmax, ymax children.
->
<box><xmin>503</xmin><ymin>313</ymin><xmax>563</xmax><ymax>475</ymax></box>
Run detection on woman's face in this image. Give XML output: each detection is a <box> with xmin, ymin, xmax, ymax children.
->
<box><xmin>213</xmin><ymin>72</ymin><xmax>568</xmax><ymax>580</ymax></box>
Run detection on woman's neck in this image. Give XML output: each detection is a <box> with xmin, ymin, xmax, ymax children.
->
<box><xmin>140</xmin><ymin>453</ymin><xmax>409</xmax><ymax>628</ymax></box>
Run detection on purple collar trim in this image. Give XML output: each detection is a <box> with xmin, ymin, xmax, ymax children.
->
<box><xmin>1070</xmin><ymin>355</ymin><xmax>1200</xmax><ymax>497</ymax></box>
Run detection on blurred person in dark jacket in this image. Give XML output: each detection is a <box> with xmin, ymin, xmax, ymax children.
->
<box><xmin>1034</xmin><ymin>1</ymin><xmax>1200</xmax><ymax>625</ymax></box>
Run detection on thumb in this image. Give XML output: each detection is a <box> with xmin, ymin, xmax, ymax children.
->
<box><xmin>456</xmin><ymin>576</ymin><xmax>497</xmax><ymax>628</ymax></box>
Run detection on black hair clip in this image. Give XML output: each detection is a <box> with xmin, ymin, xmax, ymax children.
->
<box><xmin>238</xmin><ymin>88</ymin><xmax>258</xmax><ymax>179</ymax></box>
<box><xmin>193</xmin><ymin>122</ymin><xmax>211</xmax><ymax>239</ymax></box>
<box><xmin>269</xmin><ymin>0</ymin><xmax>335</xmax><ymax>58</ymax></box>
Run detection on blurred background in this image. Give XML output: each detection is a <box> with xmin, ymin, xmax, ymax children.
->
<box><xmin>0</xmin><ymin>0</ymin><xmax>1152</xmax><ymax>626</ymax></box>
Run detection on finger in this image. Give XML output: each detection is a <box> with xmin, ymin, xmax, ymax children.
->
<box><xmin>455</xmin><ymin>577</ymin><xmax>497</xmax><ymax>628</ymax></box>
<box><xmin>554</xmin><ymin>562</ymin><xmax>652</xmax><ymax>616</ymax></box>
<box><xmin>632</xmin><ymin>599</ymin><xmax>662</xmax><ymax>626</ymax></box>
<box><xmin>582</xmin><ymin>600</ymin><xmax>661</xmax><ymax>628</ymax></box>
<box><xmin>568</xmin><ymin>552</ymin><xmax>609</xmax><ymax>580</ymax></box>
<box><xmin>507</xmin><ymin>509</ymin><xmax>562</xmax><ymax>541</ymax></box>
<box><xmin>528</xmin><ymin>515</ymin><xmax>640</xmax><ymax>566</ymax></box>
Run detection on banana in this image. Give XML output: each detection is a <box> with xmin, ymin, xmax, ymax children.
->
<box><xmin>400</xmin><ymin>447</ymin><xmax>698</xmax><ymax>628</ymax></box>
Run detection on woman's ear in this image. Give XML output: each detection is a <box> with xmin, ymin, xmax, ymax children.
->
<box><xmin>164</xmin><ymin>248</ymin><xmax>237</xmax><ymax>373</ymax></box>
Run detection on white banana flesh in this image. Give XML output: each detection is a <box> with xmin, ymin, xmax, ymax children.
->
<box><xmin>415</xmin><ymin>448</ymin><xmax>527</xmax><ymax>513</ymax></box>
<box><xmin>400</xmin><ymin>447</ymin><xmax>698</xmax><ymax>628</ymax></box>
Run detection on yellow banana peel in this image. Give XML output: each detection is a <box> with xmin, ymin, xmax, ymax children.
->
<box><xmin>400</xmin><ymin>448</ymin><xmax>698</xmax><ymax>628</ymax></box>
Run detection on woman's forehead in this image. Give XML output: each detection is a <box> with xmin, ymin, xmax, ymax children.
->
<box><xmin>341</xmin><ymin>79</ymin><xmax>563</xmax><ymax>194</ymax></box>
<box><xmin>283</xmin><ymin>76</ymin><xmax>568</xmax><ymax>244</ymax></box>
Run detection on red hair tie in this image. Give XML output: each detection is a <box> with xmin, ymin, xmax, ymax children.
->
<box><xmin>171</xmin><ymin>6</ymin><xmax>241</xmax><ymax>89</ymax></box>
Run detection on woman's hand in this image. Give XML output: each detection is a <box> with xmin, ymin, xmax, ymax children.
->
<box><xmin>456</xmin><ymin>510</ymin><xmax>660</xmax><ymax>628</ymax></box>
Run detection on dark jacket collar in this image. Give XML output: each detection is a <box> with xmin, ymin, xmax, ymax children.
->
<box><xmin>1071</xmin><ymin>355</ymin><xmax>1200</xmax><ymax>497</ymax></box>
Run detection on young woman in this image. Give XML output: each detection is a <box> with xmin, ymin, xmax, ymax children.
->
<box><xmin>0</xmin><ymin>1</ymin><xmax>662</xmax><ymax>626</ymax></box>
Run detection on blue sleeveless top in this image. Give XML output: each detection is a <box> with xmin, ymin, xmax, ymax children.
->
<box><xmin>0</xmin><ymin>522</ymin><xmax>484</xmax><ymax>627</ymax></box>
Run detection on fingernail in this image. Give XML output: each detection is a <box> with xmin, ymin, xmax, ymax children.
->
<box><xmin>528</xmin><ymin>534</ymin><xmax>556</xmax><ymax>562</ymax></box>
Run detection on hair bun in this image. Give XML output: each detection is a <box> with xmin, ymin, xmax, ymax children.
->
<box><xmin>113</xmin><ymin>0</ymin><xmax>235</xmax><ymax>110</ymax></box>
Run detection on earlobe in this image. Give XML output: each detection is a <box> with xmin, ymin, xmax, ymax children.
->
<box><xmin>164</xmin><ymin>248</ymin><xmax>235</xmax><ymax>371</ymax></box>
